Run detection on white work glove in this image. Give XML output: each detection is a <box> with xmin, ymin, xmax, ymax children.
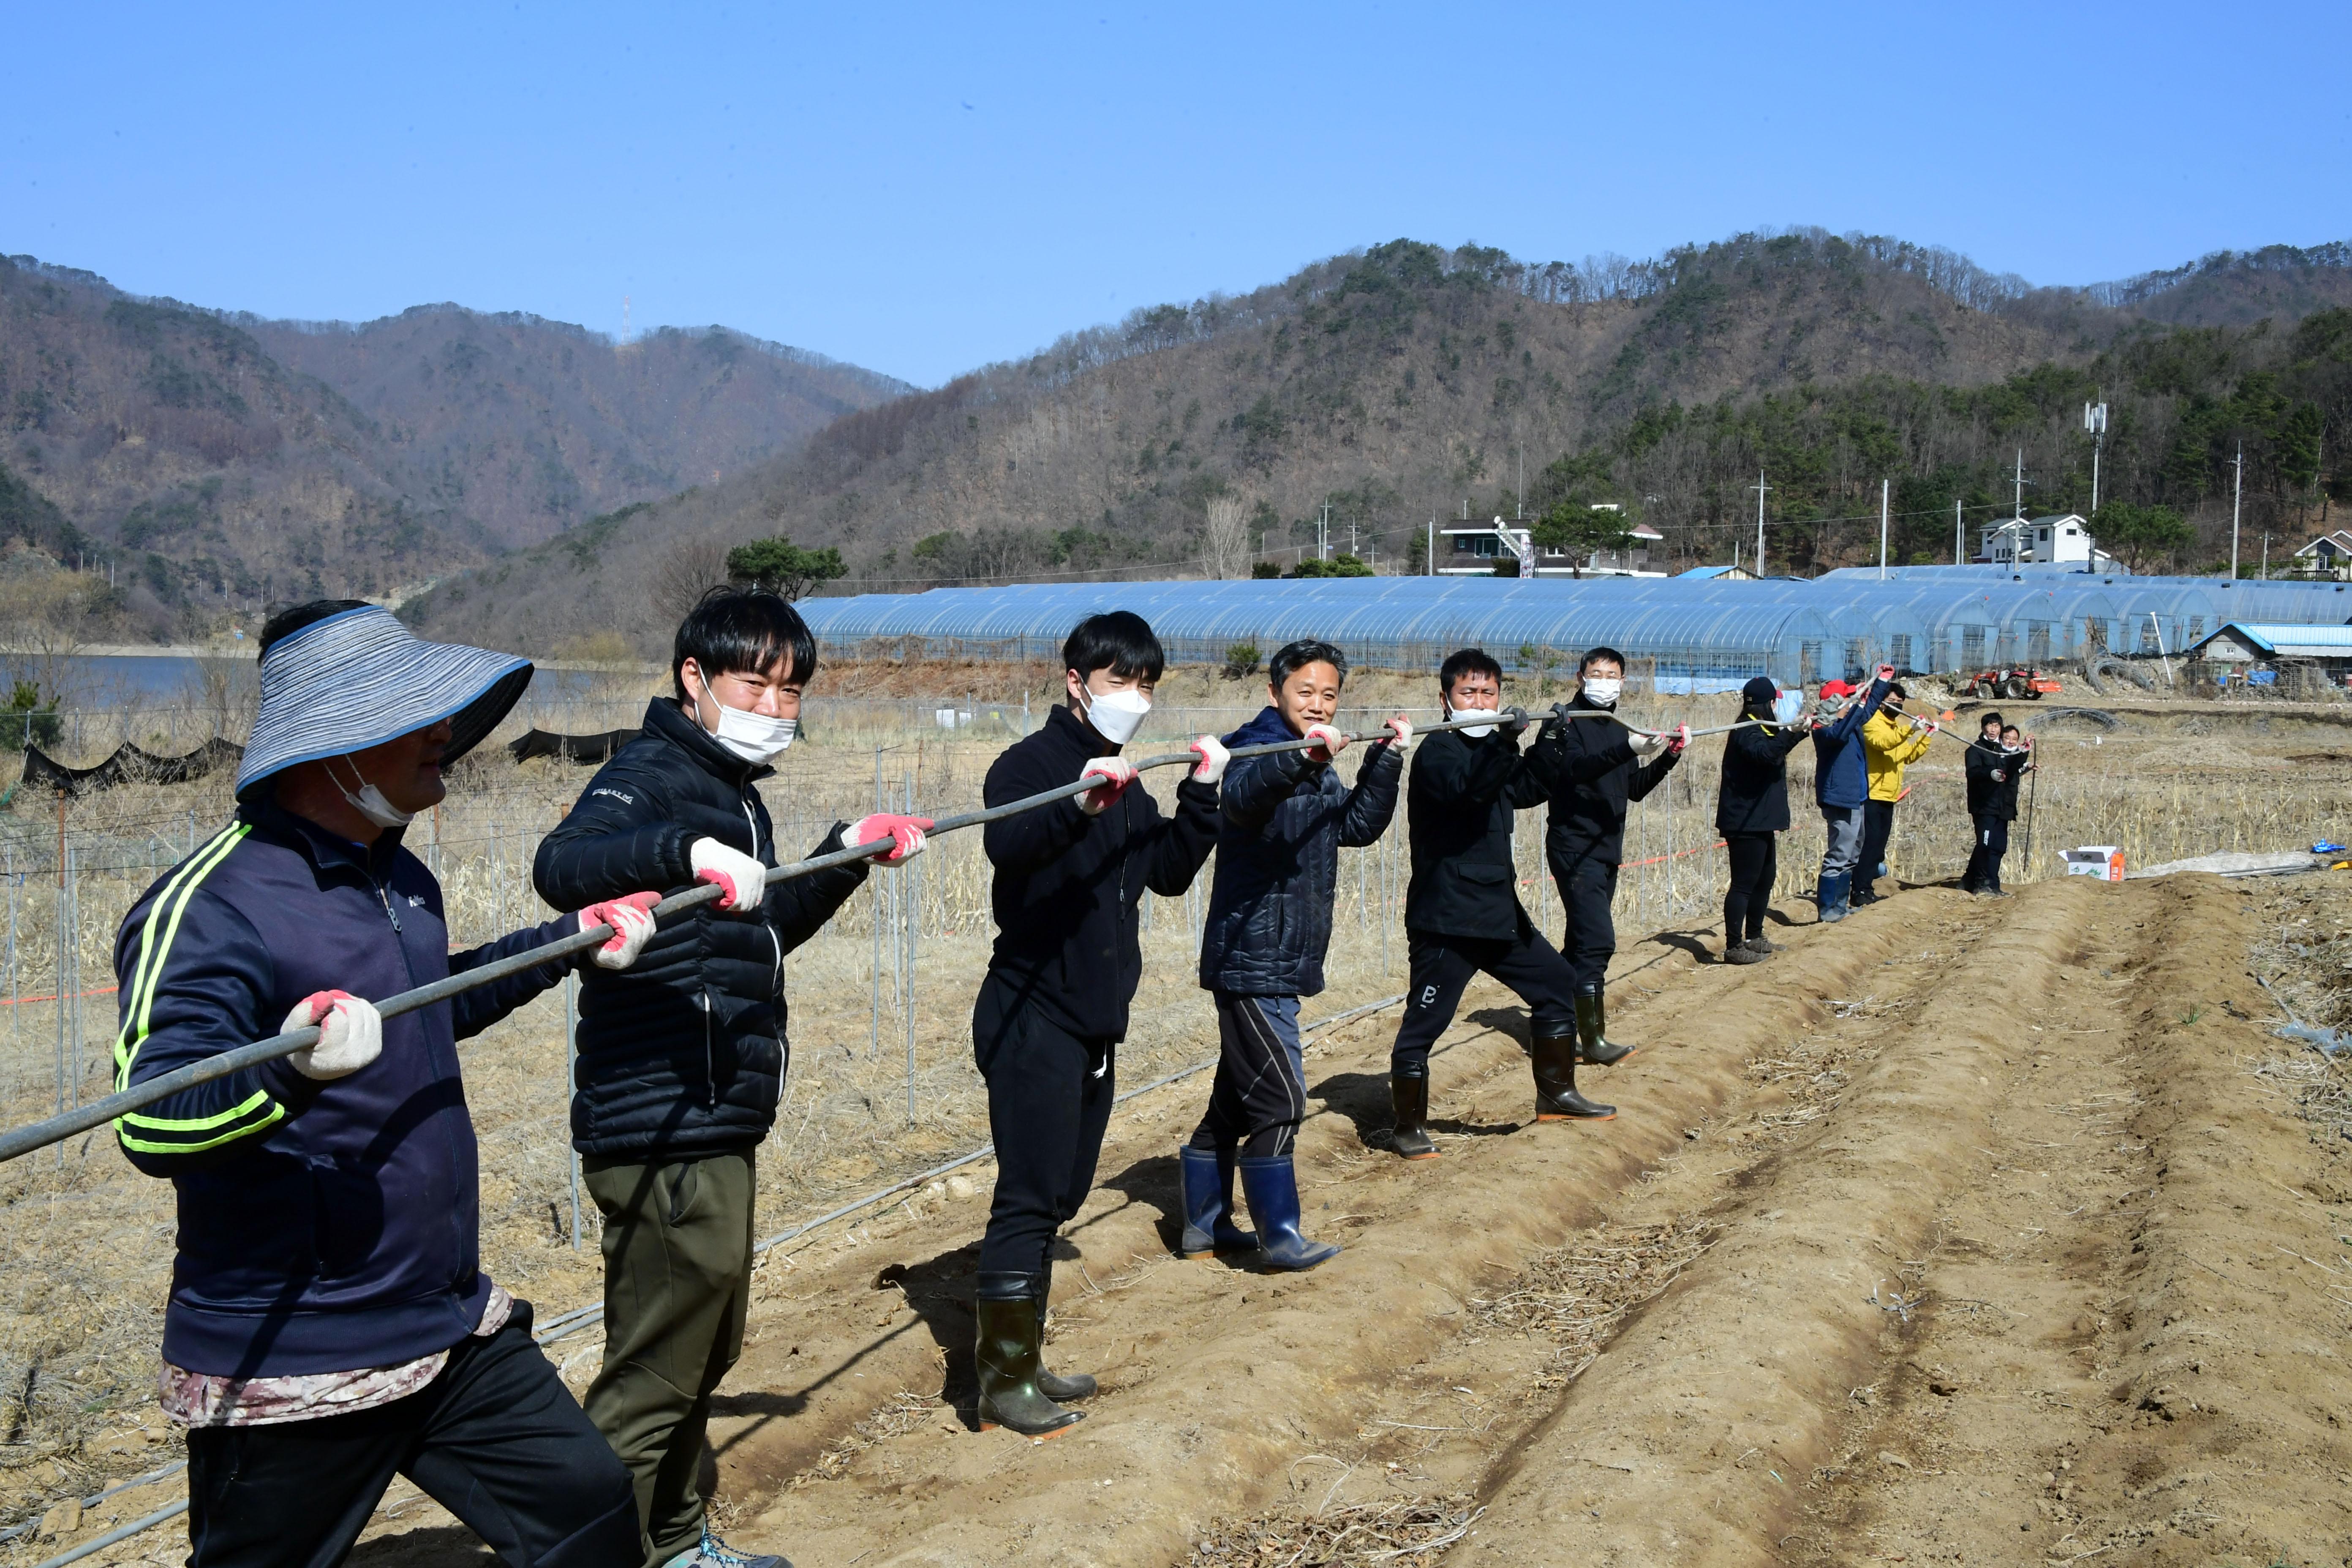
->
<box><xmin>1301</xmin><ymin>723</ymin><xmax>1347</xmax><ymax>763</ymax></box>
<box><xmin>1377</xmin><ymin>714</ymin><xmax>1413</xmax><ymax>752</ymax></box>
<box><xmin>579</xmin><ymin>891</ymin><xmax>661</xmax><ymax>971</ymax></box>
<box><xmin>1189</xmin><ymin>735</ymin><xmax>1230</xmax><ymax>785</ymax></box>
<box><xmin>1076</xmin><ymin>757</ymin><xmax>1136</xmax><ymax>815</ymax></box>
<box><xmin>847</xmin><ymin>813</ymin><xmax>933</xmax><ymax>865</ymax></box>
<box><xmin>283</xmin><ymin>990</ymin><xmax>383</xmax><ymax>1081</ymax></box>
<box><xmin>690</xmin><ymin>837</ymin><xmax>768</xmax><ymax>914</ymax></box>
<box><xmin>1627</xmin><ymin>729</ymin><xmax>1669</xmax><ymax>757</ymax></box>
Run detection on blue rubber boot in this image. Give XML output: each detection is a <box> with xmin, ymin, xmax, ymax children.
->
<box><xmin>1817</xmin><ymin>871</ymin><xmax>1851</xmax><ymax>924</ymax></box>
<box><xmin>1177</xmin><ymin>1145</ymin><xmax>1259</xmax><ymax>1259</ymax></box>
<box><xmin>1236</xmin><ymin>1155</ymin><xmax>1340</xmax><ymax>1271</ymax></box>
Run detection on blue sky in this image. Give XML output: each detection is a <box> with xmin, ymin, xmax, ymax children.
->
<box><xmin>8</xmin><ymin>2</ymin><xmax>2348</xmax><ymax>388</ymax></box>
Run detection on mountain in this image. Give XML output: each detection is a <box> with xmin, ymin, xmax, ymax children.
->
<box><xmin>398</xmin><ymin>229</ymin><xmax>2352</xmax><ymax>658</ymax></box>
<box><xmin>0</xmin><ymin>254</ymin><xmax>908</xmax><ymax>637</ymax></box>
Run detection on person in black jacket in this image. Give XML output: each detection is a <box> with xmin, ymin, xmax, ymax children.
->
<box><xmin>534</xmin><ymin>588</ymin><xmax>930</xmax><ymax>1568</ymax></box>
<box><xmin>1190</xmin><ymin>639</ymin><xmax>1408</xmax><ymax>1270</ymax></box>
<box><xmin>1523</xmin><ymin>646</ymin><xmax>1688</xmax><ymax>1059</ymax></box>
<box><xmin>1386</xmin><ymin>648</ymin><xmax>1622</xmax><ymax>1159</ymax></box>
<box><xmin>1714</xmin><ymin>676</ymin><xmax>1812</xmax><ymax>964</ymax></box>
<box><xmin>972</xmin><ymin>611</ymin><xmax>1222</xmax><ymax>1437</ymax></box>
<box><xmin>1960</xmin><ymin>713</ymin><xmax>2032</xmax><ymax>896</ymax></box>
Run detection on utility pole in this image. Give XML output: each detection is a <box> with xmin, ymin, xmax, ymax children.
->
<box><xmin>1878</xmin><ymin>478</ymin><xmax>1890</xmax><ymax>580</ymax></box>
<box><xmin>2230</xmin><ymin>441</ymin><xmax>2244</xmax><ymax>580</ymax></box>
<box><xmin>2261</xmin><ymin>531</ymin><xmax>2270</xmax><ymax>580</ymax></box>
<box><xmin>2012</xmin><ymin>448</ymin><xmax>2027</xmax><ymax>518</ymax></box>
<box><xmin>1426</xmin><ymin>515</ymin><xmax>1435</xmax><ymax>576</ymax></box>
<box><xmin>2084</xmin><ymin>401</ymin><xmax>2108</xmax><ymax>514</ymax></box>
<box><xmin>1516</xmin><ymin>446</ymin><xmax>1525</xmax><ymax>520</ymax></box>
<box><xmin>1318</xmin><ymin>499</ymin><xmax>1331</xmax><ymax>562</ymax></box>
<box><xmin>1955</xmin><ymin>498</ymin><xmax>1965</xmax><ymax>564</ymax></box>
<box><xmin>1749</xmin><ymin>471</ymin><xmax>1771</xmax><ymax>577</ymax></box>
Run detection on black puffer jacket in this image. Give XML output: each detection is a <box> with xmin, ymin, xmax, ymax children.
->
<box><xmin>1198</xmin><ymin>707</ymin><xmax>1403</xmax><ymax>997</ymax></box>
<box><xmin>983</xmin><ymin>705</ymin><xmax>1220</xmax><ymax>1043</ymax></box>
<box><xmin>1716</xmin><ymin>707</ymin><xmax>1811</xmax><ymax>834</ymax></box>
<box><xmin>1402</xmin><ymin>722</ymin><xmax>1554</xmax><ymax>940</ymax></box>
<box><xmin>1964</xmin><ymin>737</ymin><xmax>2029</xmax><ymax>820</ymax></box>
<box><xmin>533</xmin><ymin>698</ymin><xmax>869</xmax><ymax>1158</ymax></box>
<box><xmin>1524</xmin><ymin>696</ymin><xmax>1674</xmax><ymax>865</ymax></box>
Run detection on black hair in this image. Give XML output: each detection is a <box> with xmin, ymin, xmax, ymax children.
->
<box><xmin>673</xmin><ymin>585</ymin><xmax>817</xmax><ymax>700</ymax></box>
<box><xmin>1979</xmin><ymin>709</ymin><xmax>2005</xmax><ymax>731</ymax></box>
<box><xmin>2001</xmin><ymin>724</ymin><xmax>2022</xmax><ymax>738</ymax></box>
<box><xmin>259</xmin><ymin>599</ymin><xmax>370</xmax><ymax>656</ymax></box>
<box><xmin>1886</xmin><ymin>681</ymin><xmax>1909</xmax><ymax>700</ymax></box>
<box><xmin>1579</xmin><ymin>645</ymin><xmax>1628</xmax><ymax>675</ymax></box>
<box><xmin>1062</xmin><ymin>610</ymin><xmax>1165</xmax><ymax>683</ymax></box>
<box><xmin>1437</xmin><ymin>647</ymin><xmax>1502</xmax><ymax>695</ymax></box>
<box><xmin>1269</xmin><ymin>638</ymin><xmax>1348</xmax><ymax>691</ymax></box>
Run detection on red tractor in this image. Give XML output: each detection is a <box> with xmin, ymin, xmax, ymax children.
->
<box><xmin>1966</xmin><ymin>667</ymin><xmax>2064</xmax><ymax>700</ymax></box>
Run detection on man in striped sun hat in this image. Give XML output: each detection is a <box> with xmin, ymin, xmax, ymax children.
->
<box><xmin>113</xmin><ymin>599</ymin><xmax>665</xmax><ymax>1568</ymax></box>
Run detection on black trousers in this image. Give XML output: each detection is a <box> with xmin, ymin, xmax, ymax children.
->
<box><xmin>1550</xmin><ymin>850</ymin><xmax>1619</xmax><ymax>991</ymax></box>
<box><xmin>1390</xmin><ymin>926</ymin><xmax>1579</xmax><ymax>1075</ymax></box>
<box><xmin>1962</xmin><ymin>813</ymin><xmax>2010</xmax><ymax>891</ymax></box>
<box><xmin>1858</xmin><ymin>799</ymin><xmax>1898</xmax><ymax>888</ymax></box>
<box><xmin>184</xmin><ymin>1306</ymin><xmax>640</xmax><ymax>1568</ymax></box>
<box><xmin>1722</xmin><ymin>832</ymin><xmax>1777</xmax><ymax>942</ymax></box>
<box><xmin>1190</xmin><ymin>992</ymin><xmax>1307</xmax><ymax>1159</ymax></box>
<box><xmin>973</xmin><ymin>970</ymin><xmax>1116</xmax><ymax>1277</ymax></box>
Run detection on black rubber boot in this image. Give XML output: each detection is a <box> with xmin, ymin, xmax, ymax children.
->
<box><xmin>1572</xmin><ymin>988</ymin><xmax>1636</xmax><ymax>1066</ymax></box>
<box><xmin>1532</xmin><ymin>1029</ymin><xmax>1616</xmax><ymax>1121</ymax></box>
<box><xmin>1176</xmin><ymin>1144</ymin><xmax>1259</xmax><ymax>1259</ymax></box>
<box><xmin>1027</xmin><ymin>1268</ymin><xmax>1097</xmax><ymax>1403</ymax></box>
<box><xmin>1236</xmin><ymin>1155</ymin><xmax>1340</xmax><ymax>1271</ymax></box>
<box><xmin>974</xmin><ymin>1273</ymin><xmax>1083</xmax><ymax>1437</ymax></box>
<box><xmin>1389</xmin><ymin>1069</ymin><xmax>1439</xmax><ymax>1160</ymax></box>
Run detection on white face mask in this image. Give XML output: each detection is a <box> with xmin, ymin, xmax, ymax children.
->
<box><xmin>690</xmin><ymin>679</ymin><xmax>796</xmax><ymax>764</ymax></box>
<box><xmin>329</xmin><ymin>757</ymin><xmax>414</xmax><ymax>829</ymax></box>
<box><xmin>1581</xmin><ymin>677</ymin><xmax>1622</xmax><ymax>708</ymax></box>
<box><xmin>1078</xmin><ymin>683</ymin><xmax>1152</xmax><ymax>746</ymax></box>
<box><xmin>1446</xmin><ymin>703</ymin><xmax>1503</xmax><ymax>740</ymax></box>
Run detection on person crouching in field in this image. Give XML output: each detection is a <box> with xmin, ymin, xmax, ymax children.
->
<box><xmin>115</xmin><ymin>601</ymin><xmax>667</xmax><ymax>1568</ymax></box>
<box><xmin>1386</xmin><ymin>648</ymin><xmax>1616</xmax><ymax>1158</ymax></box>
<box><xmin>534</xmin><ymin>587</ymin><xmax>929</xmax><ymax>1568</ymax></box>
<box><xmin>1523</xmin><ymin>646</ymin><xmax>1687</xmax><ymax>1062</ymax></box>
<box><xmin>1188</xmin><ymin>639</ymin><xmax>1409</xmax><ymax>1271</ymax></box>
<box><xmin>973</xmin><ymin>611</ymin><xmax>1223</xmax><ymax>1436</ymax></box>
<box><xmin>1854</xmin><ymin>682</ymin><xmax>1938</xmax><ymax>907</ymax></box>
<box><xmin>1714</xmin><ymin>677</ymin><xmax>1810</xmax><ymax>964</ymax></box>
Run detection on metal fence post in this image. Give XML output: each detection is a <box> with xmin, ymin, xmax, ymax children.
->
<box><xmin>566</xmin><ymin>971</ymin><xmax>580</xmax><ymax>1250</ymax></box>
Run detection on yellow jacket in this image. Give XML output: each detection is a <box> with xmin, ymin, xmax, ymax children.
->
<box><xmin>1863</xmin><ymin>709</ymin><xmax>1935</xmax><ymax>802</ymax></box>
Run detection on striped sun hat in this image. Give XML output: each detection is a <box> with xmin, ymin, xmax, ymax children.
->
<box><xmin>235</xmin><ymin>605</ymin><xmax>534</xmax><ymax>798</ymax></box>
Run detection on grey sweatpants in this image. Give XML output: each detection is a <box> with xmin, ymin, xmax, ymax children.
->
<box><xmin>1818</xmin><ymin>804</ymin><xmax>1865</xmax><ymax>881</ymax></box>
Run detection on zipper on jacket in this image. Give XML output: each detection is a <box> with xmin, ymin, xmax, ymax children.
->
<box><xmin>700</xmin><ymin>988</ymin><xmax>716</xmax><ymax>1108</ymax></box>
<box><xmin>374</xmin><ymin>878</ymin><xmax>403</xmax><ymax>934</ymax></box>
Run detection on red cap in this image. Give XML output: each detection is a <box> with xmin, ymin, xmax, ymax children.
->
<box><xmin>1819</xmin><ymin>679</ymin><xmax>1856</xmax><ymax>698</ymax></box>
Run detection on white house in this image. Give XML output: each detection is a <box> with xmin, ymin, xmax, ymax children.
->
<box><xmin>1439</xmin><ymin>509</ymin><xmax>1667</xmax><ymax>577</ymax></box>
<box><xmin>1979</xmin><ymin>512</ymin><xmax>2115</xmax><ymax>569</ymax></box>
<box><xmin>2293</xmin><ymin>529</ymin><xmax>2352</xmax><ymax>580</ymax></box>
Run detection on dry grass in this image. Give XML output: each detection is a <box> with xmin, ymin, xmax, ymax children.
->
<box><xmin>1470</xmin><ymin>1217</ymin><xmax>1722</xmax><ymax>1356</ymax></box>
<box><xmin>1187</xmin><ymin>1494</ymin><xmax>1484</xmax><ymax>1567</ymax></box>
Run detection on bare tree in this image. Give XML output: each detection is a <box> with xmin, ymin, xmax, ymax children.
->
<box><xmin>650</xmin><ymin>537</ymin><xmax>732</xmax><ymax>626</ymax></box>
<box><xmin>1203</xmin><ymin>494</ymin><xmax>1250</xmax><ymax>580</ymax></box>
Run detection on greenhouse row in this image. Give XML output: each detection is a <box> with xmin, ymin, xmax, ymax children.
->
<box><xmin>795</xmin><ymin>570</ymin><xmax>2352</xmax><ymax>690</ymax></box>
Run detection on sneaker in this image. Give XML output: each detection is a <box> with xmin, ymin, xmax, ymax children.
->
<box><xmin>667</xmin><ymin>1529</ymin><xmax>793</xmax><ymax>1568</ymax></box>
<box><xmin>1744</xmin><ymin>936</ymin><xmax>1781</xmax><ymax>954</ymax></box>
<box><xmin>1723</xmin><ymin>943</ymin><xmax>1766</xmax><ymax>965</ymax></box>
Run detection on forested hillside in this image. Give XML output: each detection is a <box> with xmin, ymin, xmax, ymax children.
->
<box><xmin>0</xmin><ymin>255</ymin><xmax>906</xmax><ymax>637</ymax></box>
<box><xmin>401</xmin><ymin>231</ymin><xmax>2352</xmax><ymax>658</ymax></box>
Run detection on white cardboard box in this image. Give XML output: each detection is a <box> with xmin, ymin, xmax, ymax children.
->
<box><xmin>2061</xmin><ymin>845</ymin><xmax>2125</xmax><ymax>882</ymax></box>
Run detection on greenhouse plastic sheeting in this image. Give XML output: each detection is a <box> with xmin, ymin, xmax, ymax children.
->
<box><xmin>1824</xmin><ymin>565</ymin><xmax>2352</xmax><ymax>627</ymax></box>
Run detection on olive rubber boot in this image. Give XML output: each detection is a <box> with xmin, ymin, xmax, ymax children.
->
<box><xmin>1236</xmin><ymin>1154</ymin><xmax>1340</xmax><ymax>1271</ymax></box>
<box><xmin>1571</xmin><ymin>988</ymin><xmax>1635</xmax><ymax>1066</ymax></box>
<box><xmin>1389</xmin><ymin>1069</ymin><xmax>1438</xmax><ymax>1160</ymax></box>
<box><xmin>1176</xmin><ymin>1144</ymin><xmax>1259</xmax><ymax>1259</ymax></box>
<box><xmin>1532</xmin><ymin>1029</ymin><xmax>1616</xmax><ymax>1122</ymax></box>
<box><xmin>1028</xmin><ymin>1269</ymin><xmax>1097</xmax><ymax>1403</ymax></box>
<box><xmin>974</xmin><ymin>1273</ymin><xmax>1083</xmax><ymax>1437</ymax></box>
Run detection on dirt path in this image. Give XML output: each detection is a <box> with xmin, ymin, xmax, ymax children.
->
<box><xmin>330</xmin><ymin>873</ymin><xmax>2352</xmax><ymax>1568</ymax></box>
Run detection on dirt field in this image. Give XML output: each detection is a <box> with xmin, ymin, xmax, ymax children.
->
<box><xmin>5</xmin><ymin>665</ymin><xmax>2350</xmax><ymax>1568</ymax></box>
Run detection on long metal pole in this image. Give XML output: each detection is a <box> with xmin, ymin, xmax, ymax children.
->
<box><xmin>1878</xmin><ymin>478</ymin><xmax>1889</xmax><ymax>580</ymax></box>
<box><xmin>566</xmin><ymin>971</ymin><xmax>580</xmax><ymax>1250</ymax></box>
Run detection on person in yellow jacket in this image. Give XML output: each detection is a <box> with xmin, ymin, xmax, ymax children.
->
<box><xmin>1854</xmin><ymin>682</ymin><xmax>1937</xmax><ymax>906</ymax></box>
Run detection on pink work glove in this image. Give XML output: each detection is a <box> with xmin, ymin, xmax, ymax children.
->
<box><xmin>1301</xmin><ymin>723</ymin><xmax>1348</xmax><ymax>763</ymax></box>
<box><xmin>579</xmin><ymin>890</ymin><xmax>661</xmax><ymax>970</ymax></box>
<box><xmin>1189</xmin><ymin>735</ymin><xmax>1230</xmax><ymax>785</ymax></box>
<box><xmin>689</xmin><ymin>837</ymin><xmax>767</xmax><ymax>914</ymax></box>
<box><xmin>1077</xmin><ymin>757</ymin><xmax>1136</xmax><ymax>815</ymax></box>
<box><xmin>1665</xmin><ymin>723</ymin><xmax>1690</xmax><ymax>757</ymax></box>
<box><xmin>848</xmin><ymin>813</ymin><xmax>933</xmax><ymax>865</ymax></box>
<box><xmin>1375</xmin><ymin>714</ymin><xmax>1414</xmax><ymax>752</ymax></box>
<box><xmin>282</xmin><ymin>989</ymin><xmax>383</xmax><ymax>1080</ymax></box>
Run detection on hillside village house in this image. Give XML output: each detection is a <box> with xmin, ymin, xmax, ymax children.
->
<box><xmin>2294</xmin><ymin>528</ymin><xmax>2352</xmax><ymax>580</ymax></box>
<box><xmin>1979</xmin><ymin>512</ymin><xmax>2119</xmax><ymax>569</ymax></box>
<box><xmin>1441</xmin><ymin>508</ymin><xmax>1667</xmax><ymax>577</ymax></box>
